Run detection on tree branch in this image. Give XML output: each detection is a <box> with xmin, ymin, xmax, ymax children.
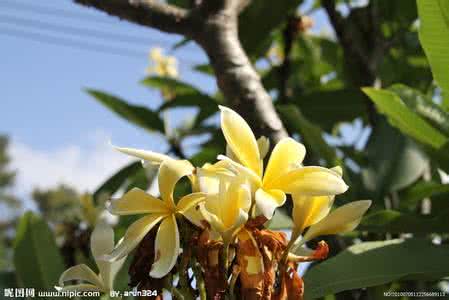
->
<box><xmin>74</xmin><ymin>0</ymin><xmax>193</xmax><ymax>36</ymax></box>
<box><xmin>193</xmin><ymin>2</ymin><xmax>287</xmax><ymax>142</ymax></box>
<box><xmin>74</xmin><ymin>0</ymin><xmax>288</xmax><ymax>143</ymax></box>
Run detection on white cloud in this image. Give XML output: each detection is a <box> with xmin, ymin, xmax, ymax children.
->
<box><xmin>9</xmin><ymin>130</ymin><xmax>133</xmax><ymax>198</ymax></box>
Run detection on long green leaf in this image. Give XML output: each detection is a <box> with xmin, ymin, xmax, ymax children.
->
<box><xmin>13</xmin><ymin>212</ymin><xmax>65</xmax><ymax>296</ymax></box>
<box><xmin>389</xmin><ymin>84</ymin><xmax>449</xmax><ymax>136</ymax></box>
<box><xmin>141</xmin><ymin>76</ymin><xmax>200</xmax><ymax>95</ymax></box>
<box><xmin>87</xmin><ymin>89</ymin><xmax>165</xmax><ymax>133</ymax></box>
<box><xmin>363</xmin><ymin>88</ymin><xmax>448</xmax><ymax>148</ymax></box>
<box><xmin>400</xmin><ymin>180</ymin><xmax>449</xmax><ymax>211</ymax></box>
<box><xmin>292</xmin><ymin>89</ymin><xmax>368</xmax><ymax>131</ymax></box>
<box><xmin>360</xmin><ymin>209</ymin><xmax>449</xmax><ymax>233</ymax></box>
<box><xmin>93</xmin><ymin>161</ymin><xmax>143</xmax><ymax>202</ymax></box>
<box><xmin>159</xmin><ymin>93</ymin><xmax>219</xmax><ymax>125</ymax></box>
<box><xmin>417</xmin><ymin>0</ymin><xmax>449</xmax><ymax>108</ymax></box>
<box><xmin>303</xmin><ymin>238</ymin><xmax>449</xmax><ymax>299</ymax></box>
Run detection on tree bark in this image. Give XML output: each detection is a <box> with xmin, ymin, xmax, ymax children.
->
<box><xmin>74</xmin><ymin>0</ymin><xmax>288</xmax><ymax>143</ymax></box>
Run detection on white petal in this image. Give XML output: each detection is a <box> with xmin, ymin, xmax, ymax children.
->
<box><xmin>254</xmin><ymin>188</ymin><xmax>286</xmax><ymax>219</ymax></box>
<box><xmin>303</xmin><ymin>200</ymin><xmax>372</xmax><ymax>242</ymax></box>
<box><xmin>108</xmin><ymin>188</ymin><xmax>168</xmax><ymax>215</ymax></box>
<box><xmin>219</xmin><ymin>105</ymin><xmax>262</xmax><ymax>176</ymax></box>
<box><xmin>105</xmin><ymin>214</ymin><xmax>164</xmax><ymax>261</ymax></box>
<box><xmin>158</xmin><ymin>159</ymin><xmax>194</xmax><ymax>208</ymax></box>
<box><xmin>58</xmin><ymin>264</ymin><xmax>103</xmax><ymax>290</ymax></box>
<box><xmin>149</xmin><ymin>215</ymin><xmax>180</xmax><ymax>278</ymax></box>
<box><xmin>292</xmin><ymin>194</ymin><xmax>334</xmax><ymax>234</ymax></box>
<box><xmin>113</xmin><ymin>145</ymin><xmax>171</xmax><ymax>164</ymax></box>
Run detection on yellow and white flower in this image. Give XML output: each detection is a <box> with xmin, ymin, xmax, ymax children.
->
<box><xmin>291</xmin><ymin>199</ymin><xmax>372</xmax><ymax>252</ymax></box>
<box><xmin>211</xmin><ymin>106</ymin><xmax>348</xmax><ymax>219</ymax></box>
<box><xmin>105</xmin><ymin>159</ymin><xmax>206</xmax><ymax>278</ymax></box>
<box><xmin>56</xmin><ymin>221</ymin><xmax>126</xmax><ymax>293</ymax></box>
<box><xmin>199</xmin><ymin>175</ymin><xmax>252</xmax><ymax>244</ymax></box>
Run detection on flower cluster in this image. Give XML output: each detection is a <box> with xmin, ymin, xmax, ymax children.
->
<box><xmin>57</xmin><ymin>106</ymin><xmax>371</xmax><ymax>298</ymax></box>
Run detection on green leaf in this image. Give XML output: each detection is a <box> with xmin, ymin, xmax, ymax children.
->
<box><xmin>400</xmin><ymin>180</ymin><xmax>449</xmax><ymax>211</ymax></box>
<box><xmin>194</xmin><ymin>64</ymin><xmax>214</xmax><ymax>76</ymax></box>
<box><xmin>124</xmin><ymin>167</ymin><xmax>157</xmax><ymax>193</ymax></box>
<box><xmin>389</xmin><ymin>84</ymin><xmax>449</xmax><ymax>136</ymax></box>
<box><xmin>266</xmin><ymin>209</ymin><xmax>293</xmax><ymax>230</ymax></box>
<box><xmin>426</xmin><ymin>141</ymin><xmax>449</xmax><ymax>173</ymax></box>
<box><xmin>363</xmin><ymin>88</ymin><xmax>448</xmax><ymax>148</ymax></box>
<box><xmin>291</xmin><ymin>89</ymin><xmax>368</xmax><ymax>131</ymax></box>
<box><xmin>0</xmin><ymin>271</ymin><xmax>17</xmax><ymax>290</ymax></box>
<box><xmin>189</xmin><ymin>147</ymin><xmax>222</xmax><ymax>167</ymax></box>
<box><xmin>417</xmin><ymin>0</ymin><xmax>449</xmax><ymax>108</ymax></box>
<box><xmin>239</xmin><ymin>0</ymin><xmax>303</xmax><ymax>57</ymax></box>
<box><xmin>142</xmin><ymin>76</ymin><xmax>219</xmax><ymax>125</ymax></box>
<box><xmin>360</xmin><ymin>209</ymin><xmax>449</xmax><ymax>233</ymax></box>
<box><xmin>87</xmin><ymin>89</ymin><xmax>165</xmax><ymax>133</ymax></box>
<box><xmin>278</xmin><ymin>105</ymin><xmax>337</xmax><ymax>165</ymax></box>
<box><xmin>93</xmin><ymin>161</ymin><xmax>143</xmax><ymax>202</ymax></box>
<box><xmin>159</xmin><ymin>93</ymin><xmax>219</xmax><ymax>125</ymax></box>
<box><xmin>362</xmin><ymin>118</ymin><xmax>428</xmax><ymax>200</ymax></box>
<box><xmin>141</xmin><ymin>76</ymin><xmax>200</xmax><ymax>95</ymax></box>
<box><xmin>13</xmin><ymin>212</ymin><xmax>65</xmax><ymax>295</ymax></box>
<box><xmin>303</xmin><ymin>238</ymin><xmax>449</xmax><ymax>299</ymax></box>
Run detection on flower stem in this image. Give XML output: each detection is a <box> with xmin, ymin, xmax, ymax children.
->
<box><xmin>220</xmin><ymin>240</ymin><xmax>230</xmax><ymax>273</ymax></box>
<box><xmin>192</xmin><ymin>258</ymin><xmax>207</xmax><ymax>300</ymax></box>
<box><xmin>229</xmin><ymin>265</ymin><xmax>240</xmax><ymax>300</ymax></box>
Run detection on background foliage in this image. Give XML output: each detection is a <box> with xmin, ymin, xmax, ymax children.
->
<box><xmin>1</xmin><ymin>0</ymin><xmax>449</xmax><ymax>299</ymax></box>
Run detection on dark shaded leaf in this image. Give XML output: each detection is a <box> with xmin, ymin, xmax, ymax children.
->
<box><xmin>159</xmin><ymin>93</ymin><xmax>219</xmax><ymax>125</ymax></box>
<box><xmin>303</xmin><ymin>238</ymin><xmax>449</xmax><ymax>299</ymax></box>
<box><xmin>189</xmin><ymin>146</ymin><xmax>222</xmax><ymax>167</ymax></box>
<box><xmin>399</xmin><ymin>180</ymin><xmax>449</xmax><ymax>211</ymax></box>
<box><xmin>278</xmin><ymin>104</ymin><xmax>337</xmax><ymax>165</ymax></box>
<box><xmin>239</xmin><ymin>0</ymin><xmax>303</xmax><ymax>57</ymax></box>
<box><xmin>93</xmin><ymin>161</ymin><xmax>143</xmax><ymax>202</ymax></box>
<box><xmin>291</xmin><ymin>89</ymin><xmax>368</xmax><ymax>131</ymax></box>
<box><xmin>360</xmin><ymin>209</ymin><xmax>449</xmax><ymax>233</ymax></box>
<box><xmin>194</xmin><ymin>64</ymin><xmax>215</xmax><ymax>76</ymax></box>
<box><xmin>13</xmin><ymin>212</ymin><xmax>65</xmax><ymax>296</ymax></box>
<box><xmin>362</xmin><ymin>118</ymin><xmax>428</xmax><ymax>201</ymax></box>
<box><xmin>87</xmin><ymin>89</ymin><xmax>165</xmax><ymax>133</ymax></box>
<box><xmin>141</xmin><ymin>76</ymin><xmax>200</xmax><ymax>95</ymax></box>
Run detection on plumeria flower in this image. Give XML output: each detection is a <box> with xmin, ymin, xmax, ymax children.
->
<box><xmin>291</xmin><ymin>199</ymin><xmax>372</xmax><ymax>252</ymax></box>
<box><xmin>146</xmin><ymin>47</ymin><xmax>178</xmax><ymax>78</ymax></box>
<box><xmin>105</xmin><ymin>159</ymin><xmax>206</xmax><ymax>278</ymax></box>
<box><xmin>112</xmin><ymin>145</ymin><xmax>233</xmax><ymax>228</ymax></box>
<box><xmin>289</xmin><ymin>166</ymin><xmax>343</xmax><ymax>243</ymax></box>
<box><xmin>213</xmin><ymin>106</ymin><xmax>348</xmax><ymax>219</ymax></box>
<box><xmin>56</xmin><ymin>221</ymin><xmax>126</xmax><ymax>293</ymax></box>
<box><xmin>199</xmin><ymin>175</ymin><xmax>252</xmax><ymax>244</ymax></box>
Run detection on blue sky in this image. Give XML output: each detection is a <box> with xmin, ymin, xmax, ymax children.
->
<box><xmin>1</xmin><ymin>0</ymin><xmax>333</xmax><ymax>204</ymax></box>
<box><xmin>0</xmin><ymin>0</ymin><xmax>216</xmax><ymax>200</ymax></box>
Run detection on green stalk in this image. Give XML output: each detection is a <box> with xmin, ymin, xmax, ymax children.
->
<box><xmin>192</xmin><ymin>258</ymin><xmax>207</xmax><ymax>300</ymax></box>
